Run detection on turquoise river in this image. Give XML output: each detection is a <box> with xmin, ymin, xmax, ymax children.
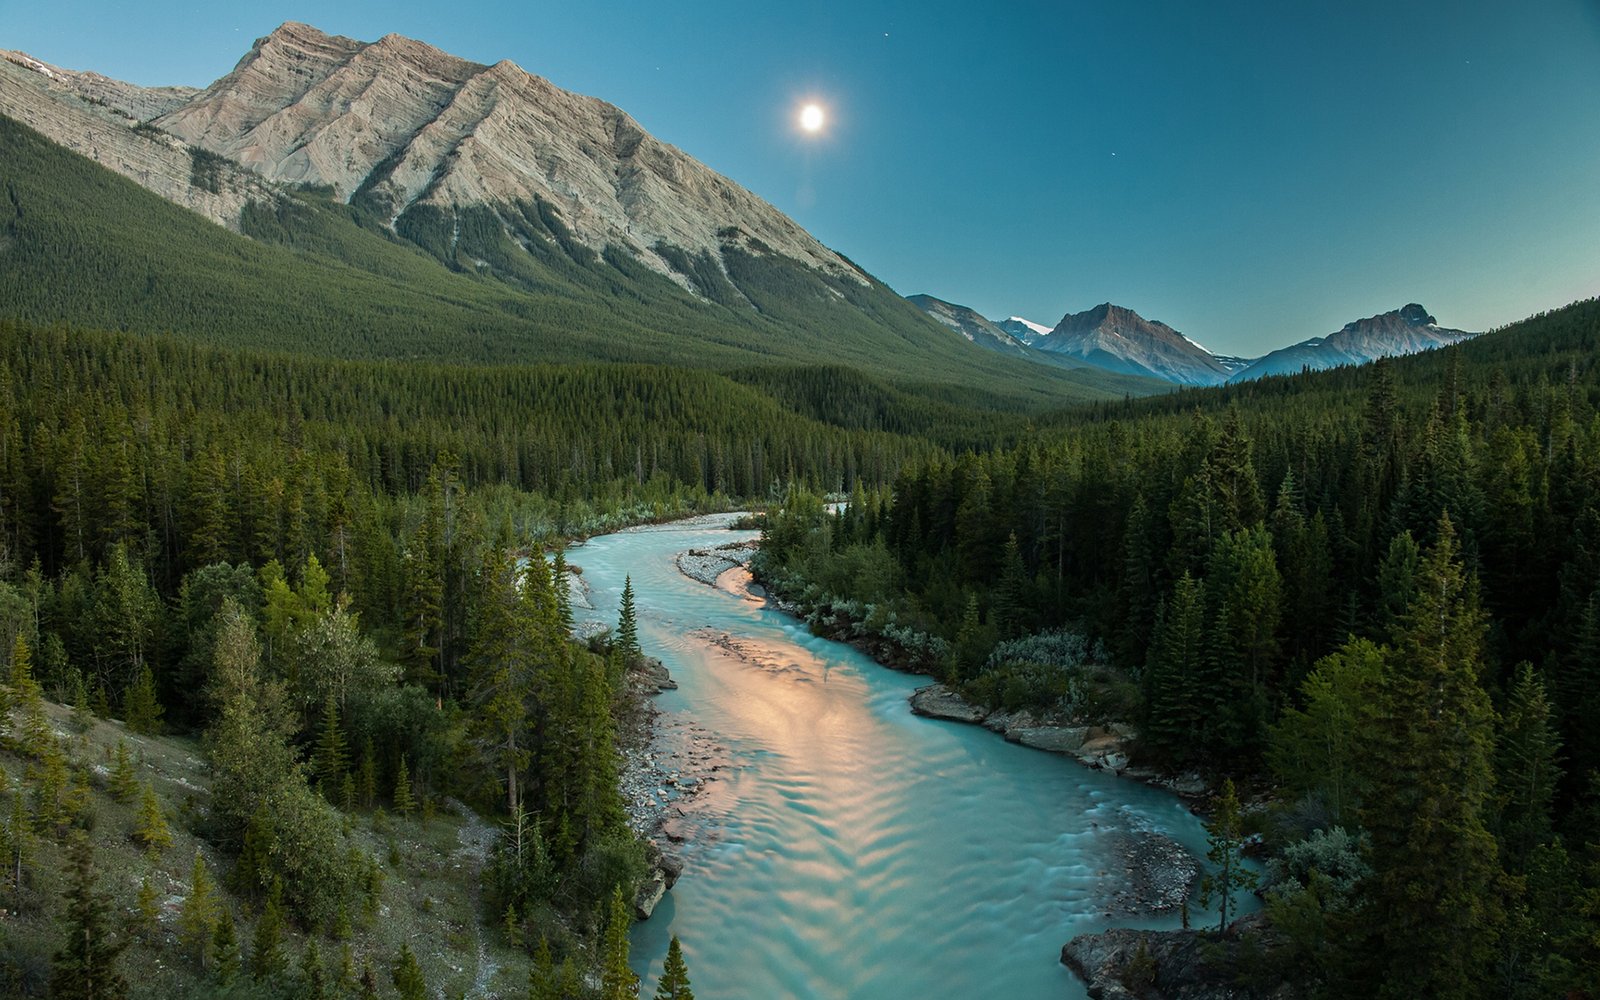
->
<box><xmin>569</xmin><ymin>513</ymin><xmax>1239</xmax><ymax>999</ymax></box>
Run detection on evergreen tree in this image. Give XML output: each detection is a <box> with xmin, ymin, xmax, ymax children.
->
<box><xmin>529</xmin><ymin>936</ymin><xmax>559</xmax><ymax>1000</ymax></box>
<box><xmin>1359</xmin><ymin>516</ymin><xmax>1502</xmax><ymax>997</ymax></box>
<box><xmin>391</xmin><ymin>942</ymin><xmax>428</xmax><ymax>1000</ymax></box>
<box><xmin>122</xmin><ymin>664</ymin><xmax>164</xmax><ymax>735</ymax></box>
<box><xmin>393</xmin><ymin>756</ymin><xmax>416</xmax><ymax>819</ymax></box>
<box><xmin>358</xmin><ymin>737</ymin><xmax>378</xmax><ymax>809</ymax></box>
<box><xmin>302</xmin><ymin>937</ymin><xmax>328</xmax><ymax>1000</ymax></box>
<box><xmin>212</xmin><ymin>909</ymin><xmax>240</xmax><ymax>987</ymax></box>
<box><xmin>654</xmin><ymin>935</ymin><xmax>695</xmax><ymax>1000</ymax></box>
<box><xmin>552</xmin><ymin>550</ymin><xmax>574</xmax><ymax>635</ymax></box>
<box><xmin>1143</xmin><ymin>574</ymin><xmax>1209</xmax><ymax>760</ymax></box>
<box><xmin>250</xmin><ymin>878</ymin><xmax>286</xmax><ymax>980</ymax></box>
<box><xmin>109</xmin><ymin>741</ymin><xmax>138</xmax><ymax>803</ymax></box>
<box><xmin>4</xmin><ymin>789</ymin><xmax>30</xmax><ymax>893</ymax></box>
<box><xmin>179</xmin><ymin>850</ymin><xmax>219</xmax><ymax>967</ymax></box>
<box><xmin>1267</xmin><ymin>638</ymin><xmax>1384</xmax><ymax>825</ymax></box>
<box><xmin>617</xmin><ymin>575</ymin><xmax>640</xmax><ymax>658</ymax></box>
<box><xmin>50</xmin><ymin>834</ymin><xmax>129</xmax><ymax>1000</ymax></box>
<box><xmin>1198</xmin><ymin>778</ymin><xmax>1257</xmax><ymax>932</ymax></box>
<box><xmin>134</xmin><ymin>875</ymin><xmax>160</xmax><ymax>939</ymax></box>
<box><xmin>314</xmin><ymin>690</ymin><xmax>349</xmax><ymax>798</ymax></box>
<box><xmin>1494</xmin><ymin>663</ymin><xmax>1562</xmax><ymax>873</ymax></box>
<box><xmin>133</xmin><ymin>780</ymin><xmax>172</xmax><ymax>854</ymax></box>
<box><xmin>600</xmin><ymin>885</ymin><xmax>640</xmax><ymax>1000</ymax></box>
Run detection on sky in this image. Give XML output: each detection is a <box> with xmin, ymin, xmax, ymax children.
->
<box><xmin>4</xmin><ymin>0</ymin><xmax>1598</xmax><ymax>356</ymax></box>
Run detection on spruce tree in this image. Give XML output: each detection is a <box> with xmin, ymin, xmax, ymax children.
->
<box><xmin>529</xmin><ymin>937</ymin><xmax>559</xmax><ymax>1000</ymax></box>
<box><xmin>654</xmin><ymin>935</ymin><xmax>694</xmax><ymax>1000</ymax></box>
<box><xmin>391</xmin><ymin>942</ymin><xmax>428</xmax><ymax>1000</ymax></box>
<box><xmin>134</xmin><ymin>780</ymin><xmax>173</xmax><ymax>854</ymax></box>
<box><xmin>552</xmin><ymin>550</ymin><xmax>574</xmax><ymax>635</ymax></box>
<box><xmin>600</xmin><ymin>885</ymin><xmax>640</xmax><ymax>1000</ymax></box>
<box><xmin>51</xmin><ymin>834</ymin><xmax>129</xmax><ymax>1000</ymax></box>
<box><xmin>179</xmin><ymin>850</ymin><xmax>219</xmax><ymax>967</ymax></box>
<box><xmin>122</xmin><ymin>664</ymin><xmax>164</xmax><ymax>735</ymax></box>
<box><xmin>358</xmin><ymin>737</ymin><xmax>378</xmax><ymax>808</ymax></box>
<box><xmin>302</xmin><ymin>937</ymin><xmax>328</xmax><ymax>1000</ymax></box>
<box><xmin>314</xmin><ymin>690</ymin><xmax>349</xmax><ymax>798</ymax></box>
<box><xmin>251</xmin><ymin>878</ymin><xmax>286</xmax><ymax>980</ymax></box>
<box><xmin>135</xmin><ymin>875</ymin><xmax>160</xmax><ymax>939</ymax></box>
<box><xmin>1198</xmin><ymin>778</ymin><xmax>1257</xmax><ymax>932</ymax></box>
<box><xmin>109</xmin><ymin>741</ymin><xmax>138</xmax><ymax>802</ymax></box>
<box><xmin>1494</xmin><ymin>663</ymin><xmax>1562</xmax><ymax>873</ymax></box>
<box><xmin>213</xmin><ymin>909</ymin><xmax>240</xmax><ymax>986</ymax></box>
<box><xmin>393</xmin><ymin>756</ymin><xmax>416</xmax><ymax>819</ymax></box>
<box><xmin>617</xmin><ymin>575</ymin><xmax>640</xmax><ymax>658</ymax></box>
<box><xmin>1359</xmin><ymin>516</ymin><xmax>1502</xmax><ymax>997</ymax></box>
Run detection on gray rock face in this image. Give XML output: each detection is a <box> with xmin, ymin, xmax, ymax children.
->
<box><xmin>150</xmin><ymin>22</ymin><xmax>862</xmax><ymax>287</ymax></box>
<box><xmin>907</xmin><ymin>294</ymin><xmax>1034</xmax><ymax>358</ymax></box>
<box><xmin>1008</xmin><ymin>725</ymin><xmax>1089</xmax><ymax>753</ymax></box>
<box><xmin>0</xmin><ymin>56</ymin><xmax>281</xmax><ymax>230</ymax></box>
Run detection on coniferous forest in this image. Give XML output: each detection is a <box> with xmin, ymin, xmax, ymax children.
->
<box><xmin>755</xmin><ymin>298</ymin><xmax>1600</xmax><ymax>998</ymax></box>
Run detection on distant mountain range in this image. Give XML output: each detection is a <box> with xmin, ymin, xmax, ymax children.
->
<box><xmin>911</xmin><ymin>297</ymin><xmax>1478</xmax><ymax>385</ymax></box>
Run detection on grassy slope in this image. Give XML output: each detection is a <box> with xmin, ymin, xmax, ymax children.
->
<box><xmin>0</xmin><ymin>114</ymin><xmax>1164</xmax><ymax>410</ymax></box>
<box><xmin>0</xmin><ymin>700</ymin><xmax>528</xmax><ymax>999</ymax></box>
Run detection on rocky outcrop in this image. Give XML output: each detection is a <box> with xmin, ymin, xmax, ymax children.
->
<box><xmin>909</xmin><ymin>684</ymin><xmax>1136</xmax><ymax>772</ymax></box>
<box><xmin>635</xmin><ymin>841</ymin><xmax>686</xmax><ymax>920</ymax></box>
<box><xmin>0</xmin><ymin>56</ymin><xmax>282</xmax><ymax>230</ymax></box>
<box><xmin>1062</xmin><ymin>915</ymin><xmax>1291</xmax><ymax>1000</ymax></box>
<box><xmin>675</xmin><ymin>541</ymin><xmax>757</xmax><ymax>587</ymax></box>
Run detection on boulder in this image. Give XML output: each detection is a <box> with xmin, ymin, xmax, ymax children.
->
<box><xmin>1010</xmin><ymin>725</ymin><xmax>1090</xmax><ymax>753</ymax></box>
<box><xmin>633</xmin><ymin>869</ymin><xmax>667</xmax><ymax>920</ymax></box>
<box><xmin>908</xmin><ymin>684</ymin><xmax>986</xmax><ymax>723</ymax></box>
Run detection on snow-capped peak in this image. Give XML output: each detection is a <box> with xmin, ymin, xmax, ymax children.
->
<box><xmin>1005</xmin><ymin>316</ymin><xmax>1053</xmax><ymax>337</ymax></box>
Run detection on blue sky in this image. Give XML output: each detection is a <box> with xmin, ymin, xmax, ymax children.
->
<box><xmin>5</xmin><ymin>1</ymin><xmax>1598</xmax><ymax>355</ymax></box>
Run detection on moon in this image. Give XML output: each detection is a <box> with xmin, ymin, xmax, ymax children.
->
<box><xmin>799</xmin><ymin>103</ymin><xmax>825</xmax><ymax>133</ymax></box>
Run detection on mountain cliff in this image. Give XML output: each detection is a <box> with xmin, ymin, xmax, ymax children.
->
<box><xmin>1030</xmin><ymin>303</ymin><xmax>1230</xmax><ymax>386</ymax></box>
<box><xmin>1229</xmin><ymin>304</ymin><xmax>1476</xmax><ymax>382</ymax></box>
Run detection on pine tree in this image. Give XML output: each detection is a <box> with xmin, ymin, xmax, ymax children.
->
<box><xmin>212</xmin><ymin>909</ymin><xmax>240</xmax><ymax>986</ymax></box>
<box><xmin>529</xmin><ymin>936</ymin><xmax>559</xmax><ymax>1000</ymax></box>
<box><xmin>50</xmin><ymin>834</ymin><xmax>130</xmax><ymax>1000</ymax></box>
<box><xmin>617</xmin><ymin>575</ymin><xmax>640</xmax><ymax>658</ymax></box>
<box><xmin>552</xmin><ymin>550</ymin><xmax>574</xmax><ymax>635</ymax></box>
<box><xmin>302</xmin><ymin>936</ymin><xmax>329</xmax><ymax>1000</ymax></box>
<box><xmin>1198</xmin><ymin>778</ymin><xmax>1257</xmax><ymax>932</ymax></box>
<box><xmin>122</xmin><ymin>664</ymin><xmax>164</xmax><ymax>735</ymax></box>
<box><xmin>391</xmin><ymin>942</ymin><xmax>428</xmax><ymax>1000</ymax></box>
<box><xmin>1143</xmin><ymin>574</ymin><xmax>1210</xmax><ymax>760</ymax></box>
<box><xmin>135</xmin><ymin>875</ymin><xmax>160</xmax><ymax>939</ymax></box>
<box><xmin>179</xmin><ymin>850</ymin><xmax>220</xmax><ymax>967</ymax></box>
<box><xmin>314</xmin><ymin>690</ymin><xmax>349</xmax><ymax>798</ymax></box>
<box><xmin>358</xmin><ymin>737</ymin><xmax>378</xmax><ymax>809</ymax></box>
<box><xmin>393</xmin><ymin>756</ymin><xmax>416</xmax><ymax>819</ymax></box>
<box><xmin>134</xmin><ymin>780</ymin><xmax>173</xmax><ymax>854</ymax></box>
<box><xmin>654</xmin><ymin>935</ymin><xmax>695</xmax><ymax>1000</ymax></box>
<box><xmin>1359</xmin><ymin>516</ymin><xmax>1502</xmax><ymax>997</ymax></box>
<box><xmin>600</xmin><ymin>885</ymin><xmax>640</xmax><ymax>1000</ymax></box>
<box><xmin>1494</xmin><ymin>663</ymin><xmax>1562</xmax><ymax>873</ymax></box>
<box><xmin>250</xmin><ymin>878</ymin><xmax>286</xmax><ymax>980</ymax></box>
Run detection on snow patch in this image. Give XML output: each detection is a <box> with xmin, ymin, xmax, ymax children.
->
<box><xmin>1005</xmin><ymin>316</ymin><xmax>1053</xmax><ymax>337</ymax></box>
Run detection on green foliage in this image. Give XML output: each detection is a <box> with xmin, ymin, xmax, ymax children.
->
<box><xmin>600</xmin><ymin>885</ymin><xmax>639</xmax><ymax>1000</ymax></box>
<box><xmin>179</xmin><ymin>850</ymin><xmax>219</xmax><ymax>968</ymax></box>
<box><xmin>133</xmin><ymin>780</ymin><xmax>172</xmax><ymax>854</ymax></box>
<box><xmin>1199</xmin><ymin>779</ymin><xmax>1258</xmax><ymax>932</ymax></box>
<box><xmin>390</xmin><ymin>942</ymin><xmax>427</xmax><ymax>1000</ymax></box>
<box><xmin>617</xmin><ymin>576</ymin><xmax>640</xmax><ymax>658</ymax></box>
<box><xmin>1494</xmin><ymin>663</ymin><xmax>1562</xmax><ymax>873</ymax></box>
<box><xmin>654</xmin><ymin>935</ymin><xmax>694</xmax><ymax>1000</ymax></box>
<box><xmin>1268</xmin><ymin>639</ymin><xmax>1385</xmax><ymax>826</ymax></box>
<box><xmin>50</xmin><ymin>834</ymin><xmax>128</xmax><ymax>1000</ymax></box>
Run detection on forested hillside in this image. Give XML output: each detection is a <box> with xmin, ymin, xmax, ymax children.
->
<box><xmin>0</xmin><ymin>114</ymin><xmax>1157</xmax><ymax>409</ymax></box>
<box><xmin>755</xmin><ymin>297</ymin><xmax>1600</xmax><ymax>997</ymax></box>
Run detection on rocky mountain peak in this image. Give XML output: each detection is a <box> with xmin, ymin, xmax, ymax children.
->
<box><xmin>137</xmin><ymin>21</ymin><xmax>858</xmax><ymax>289</ymax></box>
<box><xmin>1398</xmin><ymin>303</ymin><xmax>1436</xmax><ymax>326</ymax></box>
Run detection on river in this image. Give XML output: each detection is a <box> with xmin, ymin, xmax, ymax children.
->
<box><xmin>569</xmin><ymin>513</ymin><xmax>1240</xmax><ymax>999</ymax></box>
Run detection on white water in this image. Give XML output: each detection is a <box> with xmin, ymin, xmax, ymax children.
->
<box><xmin>572</xmin><ymin>514</ymin><xmax>1233</xmax><ymax>999</ymax></box>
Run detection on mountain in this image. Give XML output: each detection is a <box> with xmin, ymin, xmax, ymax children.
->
<box><xmin>1228</xmin><ymin>304</ymin><xmax>1476</xmax><ymax>382</ymax></box>
<box><xmin>907</xmin><ymin>295</ymin><xmax>1032</xmax><ymax>356</ymax></box>
<box><xmin>996</xmin><ymin>316</ymin><xmax>1053</xmax><ymax>344</ymax></box>
<box><xmin>0</xmin><ymin>25</ymin><xmax>1163</xmax><ymax>406</ymax></box>
<box><xmin>1029</xmin><ymin>303</ymin><xmax>1230</xmax><ymax>386</ymax></box>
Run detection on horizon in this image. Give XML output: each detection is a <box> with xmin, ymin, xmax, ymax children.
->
<box><xmin>3</xmin><ymin>1</ymin><xmax>1598</xmax><ymax>356</ymax></box>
